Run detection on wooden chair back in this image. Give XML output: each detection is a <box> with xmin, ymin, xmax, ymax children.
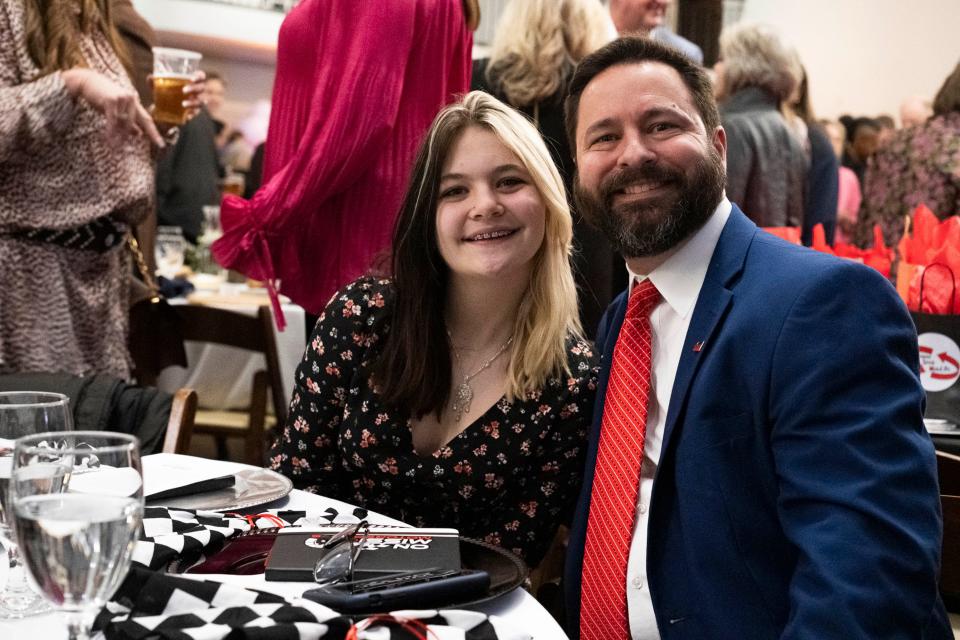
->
<box><xmin>938</xmin><ymin>450</ymin><xmax>960</xmax><ymax>495</ymax></box>
<box><xmin>937</xmin><ymin>451</ymin><xmax>960</xmax><ymax>610</ymax></box>
<box><xmin>174</xmin><ymin>305</ymin><xmax>287</xmax><ymax>424</ymax></box>
<box><xmin>162</xmin><ymin>388</ymin><xmax>198</xmax><ymax>454</ymax></box>
<box><xmin>173</xmin><ymin>304</ymin><xmax>287</xmax><ymax>465</ymax></box>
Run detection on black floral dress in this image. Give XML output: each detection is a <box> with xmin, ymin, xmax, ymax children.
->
<box><xmin>269</xmin><ymin>277</ymin><xmax>599</xmax><ymax>566</ymax></box>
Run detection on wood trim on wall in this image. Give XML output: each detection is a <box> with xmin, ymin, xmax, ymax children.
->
<box><xmin>677</xmin><ymin>0</ymin><xmax>723</xmax><ymax>67</ymax></box>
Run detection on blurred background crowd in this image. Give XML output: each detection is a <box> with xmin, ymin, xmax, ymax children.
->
<box><xmin>2</xmin><ymin>0</ymin><xmax>959</xmax><ymax>389</ymax></box>
<box><xmin>139</xmin><ymin>0</ymin><xmax>959</xmax><ymax>332</ymax></box>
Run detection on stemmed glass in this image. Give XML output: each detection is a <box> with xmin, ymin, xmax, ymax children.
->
<box><xmin>0</xmin><ymin>392</ymin><xmax>72</xmax><ymax>618</ymax></box>
<box><xmin>9</xmin><ymin>432</ymin><xmax>143</xmax><ymax>640</ymax></box>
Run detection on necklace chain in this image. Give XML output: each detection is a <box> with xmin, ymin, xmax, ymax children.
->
<box><xmin>447</xmin><ymin>332</ymin><xmax>513</xmax><ymax>422</ymax></box>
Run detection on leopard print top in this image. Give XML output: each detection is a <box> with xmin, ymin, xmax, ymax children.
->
<box><xmin>0</xmin><ymin>0</ymin><xmax>154</xmax><ymax>378</ymax></box>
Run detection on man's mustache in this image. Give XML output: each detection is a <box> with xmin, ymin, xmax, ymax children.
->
<box><xmin>599</xmin><ymin>164</ymin><xmax>683</xmax><ymax>204</ymax></box>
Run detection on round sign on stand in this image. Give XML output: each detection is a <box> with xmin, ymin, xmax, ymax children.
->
<box><xmin>918</xmin><ymin>332</ymin><xmax>960</xmax><ymax>392</ymax></box>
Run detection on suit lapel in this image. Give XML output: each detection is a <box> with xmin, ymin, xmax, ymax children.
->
<box><xmin>581</xmin><ymin>291</ymin><xmax>628</xmax><ymax>498</ymax></box>
<box><xmin>594</xmin><ymin>295</ymin><xmax>628</xmax><ymax>418</ymax></box>
<box><xmin>660</xmin><ymin>207</ymin><xmax>756</xmax><ymax>452</ymax></box>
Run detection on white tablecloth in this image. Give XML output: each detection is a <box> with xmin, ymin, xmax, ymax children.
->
<box><xmin>0</xmin><ymin>455</ymin><xmax>568</xmax><ymax>640</ymax></box>
<box><xmin>157</xmin><ymin>298</ymin><xmax>306</xmax><ymax>410</ymax></box>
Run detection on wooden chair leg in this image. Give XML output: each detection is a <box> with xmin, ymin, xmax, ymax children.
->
<box><xmin>247</xmin><ymin>371</ymin><xmax>269</xmax><ymax>467</ymax></box>
<box><xmin>214</xmin><ymin>436</ymin><xmax>230</xmax><ymax>461</ymax></box>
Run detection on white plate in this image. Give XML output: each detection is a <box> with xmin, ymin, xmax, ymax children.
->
<box><xmin>925</xmin><ymin>418</ymin><xmax>960</xmax><ymax>436</ymax></box>
<box><xmin>148</xmin><ymin>467</ymin><xmax>293</xmax><ymax>511</ymax></box>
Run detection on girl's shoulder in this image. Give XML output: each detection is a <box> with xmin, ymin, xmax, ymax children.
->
<box><xmin>326</xmin><ymin>276</ymin><xmax>395</xmax><ymax>310</ymax></box>
<box><xmin>561</xmin><ymin>334</ymin><xmax>600</xmax><ymax>388</ymax></box>
<box><xmin>318</xmin><ymin>276</ymin><xmax>396</xmax><ymax>331</ymax></box>
<box><xmin>564</xmin><ymin>334</ymin><xmax>599</xmax><ymax>367</ymax></box>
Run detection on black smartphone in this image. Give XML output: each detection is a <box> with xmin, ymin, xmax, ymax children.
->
<box><xmin>301</xmin><ymin>568</ymin><xmax>490</xmax><ymax>613</ymax></box>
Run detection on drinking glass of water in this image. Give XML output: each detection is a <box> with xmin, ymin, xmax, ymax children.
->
<box><xmin>0</xmin><ymin>392</ymin><xmax>72</xmax><ymax>618</ymax></box>
<box><xmin>10</xmin><ymin>432</ymin><xmax>143</xmax><ymax>639</ymax></box>
<box><xmin>155</xmin><ymin>225</ymin><xmax>186</xmax><ymax>279</ymax></box>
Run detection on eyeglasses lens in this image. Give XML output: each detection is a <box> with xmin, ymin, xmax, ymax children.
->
<box><xmin>313</xmin><ymin>521</ymin><xmax>368</xmax><ymax>586</ymax></box>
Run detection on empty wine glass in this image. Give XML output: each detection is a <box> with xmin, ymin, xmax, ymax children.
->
<box><xmin>10</xmin><ymin>432</ymin><xmax>143</xmax><ymax>640</ymax></box>
<box><xmin>0</xmin><ymin>392</ymin><xmax>72</xmax><ymax>618</ymax></box>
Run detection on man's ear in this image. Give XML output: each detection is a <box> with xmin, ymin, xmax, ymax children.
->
<box><xmin>712</xmin><ymin>126</ymin><xmax>727</xmax><ymax>166</ymax></box>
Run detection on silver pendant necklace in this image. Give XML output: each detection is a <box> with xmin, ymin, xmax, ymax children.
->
<box><xmin>448</xmin><ymin>332</ymin><xmax>513</xmax><ymax>422</ymax></box>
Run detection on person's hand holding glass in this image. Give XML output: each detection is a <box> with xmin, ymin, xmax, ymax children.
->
<box><xmin>9</xmin><ymin>432</ymin><xmax>143</xmax><ymax>639</ymax></box>
<box><xmin>0</xmin><ymin>392</ymin><xmax>72</xmax><ymax>618</ymax></box>
<box><xmin>150</xmin><ymin>47</ymin><xmax>206</xmax><ymax>143</ymax></box>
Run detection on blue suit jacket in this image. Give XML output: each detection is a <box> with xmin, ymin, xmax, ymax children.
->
<box><xmin>564</xmin><ymin>207</ymin><xmax>951</xmax><ymax>639</ymax></box>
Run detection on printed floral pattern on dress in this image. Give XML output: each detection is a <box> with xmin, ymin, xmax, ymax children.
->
<box><xmin>269</xmin><ymin>276</ymin><xmax>599</xmax><ymax>566</ymax></box>
<box><xmin>858</xmin><ymin>112</ymin><xmax>960</xmax><ymax>248</ymax></box>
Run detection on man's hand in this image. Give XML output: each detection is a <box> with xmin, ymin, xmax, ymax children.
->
<box><xmin>182</xmin><ymin>70</ymin><xmax>207</xmax><ymax>120</ymax></box>
<box><xmin>146</xmin><ymin>70</ymin><xmax>207</xmax><ymax>121</ymax></box>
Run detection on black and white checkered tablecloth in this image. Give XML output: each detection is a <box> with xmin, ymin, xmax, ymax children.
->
<box><xmin>93</xmin><ymin>506</ymin><xmax>530</xmax><ymax>640</ymax></box>
<box><xmin>134</xmin><ymin>506</ymin><xmax>366</xmax><ymax>571</ymax></box>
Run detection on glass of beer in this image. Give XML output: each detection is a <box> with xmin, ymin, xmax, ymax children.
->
<box><xmin>152</xmin><ymin>47</ymin><xmax>202</xmax><ymax>126</ymax></box>
<box><xmin>220</xmin><ymin>173</ymin><xmax>245</xmax><ymax>198</ymax></box>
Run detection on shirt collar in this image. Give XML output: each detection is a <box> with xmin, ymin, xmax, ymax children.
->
<box><xmin>627</xmin><ymin>198</ymin><xmax>732</xmax><ymax>320</ymax></box>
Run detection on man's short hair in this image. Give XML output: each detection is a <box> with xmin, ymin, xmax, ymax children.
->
<box><xmin>564</xmin><ymin>36</ymin><xmax>720</xmax><ymax>153</ymax></box>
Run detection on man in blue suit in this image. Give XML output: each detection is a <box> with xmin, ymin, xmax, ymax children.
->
<box><xmin>563</xmin><ymin>37</ymin><xmax>950</xmax><ymax>640</ymax></box>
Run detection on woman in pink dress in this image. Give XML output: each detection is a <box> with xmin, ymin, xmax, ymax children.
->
<box><xmin>823</xmin><ymin>119</ymin><xmax>862</xmax><ymax>244</ymax></box>
<box><xmin>213</xmin><ymin>0</ymin><xmax>476</xmax><ymax>322</ymax></box>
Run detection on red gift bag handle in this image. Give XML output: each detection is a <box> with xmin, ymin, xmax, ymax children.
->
<box><xmin>918</xmin><ymin>262</ymin><xmax>957</xmax><ymax>314</ymax></box>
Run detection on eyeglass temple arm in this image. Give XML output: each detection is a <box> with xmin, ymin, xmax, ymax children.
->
<box><xmin>322</xmin><ymin>520</ymin><xmax>369</xmax><ymax>549</ymax></box>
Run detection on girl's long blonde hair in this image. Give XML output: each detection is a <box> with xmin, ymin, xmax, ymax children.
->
<box><xmin>23</xmin><ymin>0</ymin><xmax>130</xmax><ymax>76</ymax></box>
<box><xmin>486</xmin><ymin>0</ymin><xmax>611</xmax><ymax>108</ymax></box>
<box><xmin>377</xmin><ymin>91</ymin><xmax>582</xmax><ymax>417</ymax></box>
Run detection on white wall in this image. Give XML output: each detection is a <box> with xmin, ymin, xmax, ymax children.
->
<box><xmin>739</xmin><ymin>0</ymin><xmax>960</xmax><ymax>122</ymax></box>
<box><xmin>133</xmin><ymin>0</ymin><xmax>960</xmax><ymax>128</ymax></box>
<box><xmin>132</xmin><ymin>0</ymin><xmax>283</xmax><ymax>48</ymax></box>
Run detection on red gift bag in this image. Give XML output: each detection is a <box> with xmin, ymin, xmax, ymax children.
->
<box><xmin>761</xmin><ymin>227</ymin><xmax>801</xmax><ymax>244</ymax></box>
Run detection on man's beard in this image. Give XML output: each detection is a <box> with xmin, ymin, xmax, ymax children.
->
<box><xmin>573</xmin><ymin>148</ymin><xmax>726</xmax><ymax>259</ymax></box>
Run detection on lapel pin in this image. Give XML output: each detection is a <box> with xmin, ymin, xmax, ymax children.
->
<box><xmin>692</xmin><ymin>341</ymin><xmax>704</xmax><ymax>353</ymax></box>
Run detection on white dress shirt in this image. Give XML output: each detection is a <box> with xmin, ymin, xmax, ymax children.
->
<box><xmin>623</xmin><ymin>199</ymin><xmax>731</xmax><ymax>639</ymax></box>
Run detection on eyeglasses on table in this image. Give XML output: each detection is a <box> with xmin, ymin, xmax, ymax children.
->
<box><xmin>313</xmin><ymin>519</ymin><xmax>370</xmax><ymax>586</ymax></box>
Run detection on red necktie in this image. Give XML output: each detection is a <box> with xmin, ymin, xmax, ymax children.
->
<box><xmin>581</xmin><ymin>279</ymin><xmax>661</xmax><ymax>639</ymax></box>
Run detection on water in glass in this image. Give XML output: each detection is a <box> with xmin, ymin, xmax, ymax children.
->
<box><xmin>10</xmin><ymin>432</ymin><xmax>143</xmax><ymax>640</ymax></box>
<box><xmin>0</xmin><ymin>392</ymin><xmax>72</xmax><ymax>618</ymax></box>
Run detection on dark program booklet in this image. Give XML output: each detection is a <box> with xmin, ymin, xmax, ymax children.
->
<box><xmin>265</xmin><ymin>525</ymin><xmax>461</xmax><ymax>582</ymax></box>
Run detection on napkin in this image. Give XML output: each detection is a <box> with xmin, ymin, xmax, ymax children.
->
<box><xmin>70</xmin><ymin>466</ymin><xmax>144</xmax><ymax>497</ymax></box>
<box><xmin>144</xmin><ymin>474</ymin><xmax>235</xmax><ymax>501</ymax></box>
<box><xmin>142</xmin><ymin>453</ymin><xmax>242</xmax><ymax>501</ymax></box>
